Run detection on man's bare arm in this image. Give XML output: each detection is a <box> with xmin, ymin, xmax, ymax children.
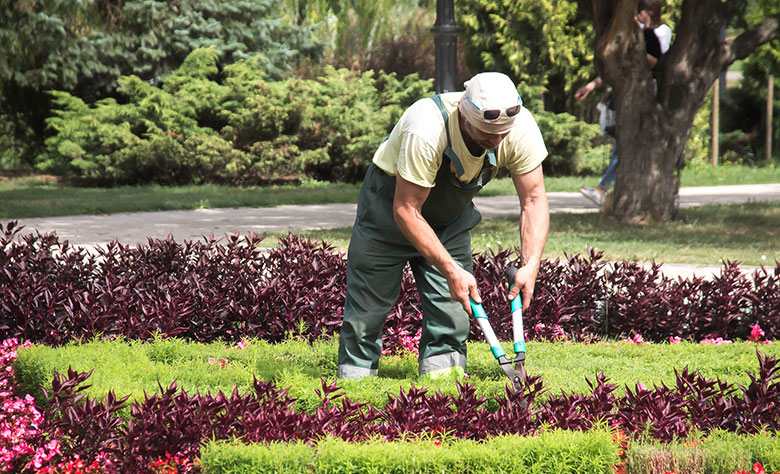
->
<box><xmin>507</xmin><ymin>164</ymin><xmax>549</xmax><ymax>310</ymax></box>
<box><xmin>392</xmin><ymin>175</ymin><xmax>480</xmax><ymax>314</ymax></box>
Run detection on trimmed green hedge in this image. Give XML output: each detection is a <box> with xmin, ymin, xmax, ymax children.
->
<box><xmin>199</xmin><ymin>430</ymin><xmax>619</xmax><ymax>474</ymax></box>
<box><xmin>626</xmin><ymin>430</ymin><xmax>780</xmax><ymax>474</ymax></box>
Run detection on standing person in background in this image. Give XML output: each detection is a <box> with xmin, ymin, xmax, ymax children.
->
<box><xmin>577</xmin><ymin>0</ymin><xmax>672</xmax><ymax>207</ymax></box>
<box><xmin>338</xmin><ymin>72</ymin><xmax>549</xmax><ymax>380</ymax></box>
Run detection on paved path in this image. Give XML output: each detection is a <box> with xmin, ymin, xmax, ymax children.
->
<box><xmin>9</xmin><ymin>183</ymin><xmax>780</xmax><ymax>279</ymax></box>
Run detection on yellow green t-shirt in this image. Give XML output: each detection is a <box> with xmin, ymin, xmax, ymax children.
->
<box><xmin>372</xmin><ymin>92</ymin><xmax>548</xmax><ymax>188</ymax></box>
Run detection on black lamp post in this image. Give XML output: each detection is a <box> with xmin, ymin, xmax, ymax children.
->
<box><xmin>431</xmin><ymin>0</ymin><xmax>460</xmax><ymax>93</ymax></box>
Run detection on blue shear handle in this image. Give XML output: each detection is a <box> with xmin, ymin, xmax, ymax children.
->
<box><xmin>509</xmin><ymin>290</ymin><xmax>525</xmax><ymax>355</ymax></box>
<box><xmin>505</xmin><ymin>265</ymin><xmax>526</xmax><ymax>356</ymax></box>
<box><xmin>470</xmin><ymin>299</ymin><xmax>506</xmax><ymax>359</ymax></box>
<box><xmin>470</xmin><ymin>300</ymin><xmax>488</xmax><ymax>319</ymax></box>
<box><xmin>510</xmin><ymin>295</ymin><xmax>522</xmax><ymax>313</ymax></box>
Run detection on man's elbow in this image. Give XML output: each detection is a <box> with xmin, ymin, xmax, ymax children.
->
<box><xmin>522</xmin><ymin>190</ymin><xmax>549</xmax><ymax>212</ymax></box>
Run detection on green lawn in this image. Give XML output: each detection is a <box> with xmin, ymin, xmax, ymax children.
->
<box><xmin>260</xmin><ymin>200</ymin><xmax>780</xmax><ymax>266</ymax></box>
<box><xmin>2</xmin><ymin>162</ymin><xmax>778</xmax><ymax>219</ymax></box>
<box><xmin>16</xmin><ymin>337</ymin><xmax>780</xmax><ymax>410</ymax></box>
<box><xmin>3</xmin><ymin>164</ymin><xmax>779</xmax><ymax>265</ymax></box>
<box><xmin>0</xmin><ymin>178</ymin><xmax>362</xmax><ymax>219</ymax></box>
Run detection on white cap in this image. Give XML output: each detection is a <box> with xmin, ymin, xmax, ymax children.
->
<box><xmin>458</xmin><ymin>72</ymin><xmax>522</xmax><ymax>134</ymax></box>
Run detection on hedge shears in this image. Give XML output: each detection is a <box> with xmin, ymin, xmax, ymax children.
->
<box><xmin>469</xmin><ymin>266</ymin><xmax>526</xmax><ymax>391</ymax></box>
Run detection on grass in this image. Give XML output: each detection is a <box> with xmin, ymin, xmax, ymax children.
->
<box><xmin>0</xmin><ymin>177</ymin><xmax>362</xmax><ymax>219</ymax></box>
<box><xmin>476</xmin><ymin>201</ymin><xmax>780</xmax><ymax>266</ymax></box>
<box><xmin>261</xmin><ymin>200</ymin><xmax>780</xmax><ymax>266</ymax></box>
<box><xmin>2</xmin><ymin>162</ymin><xmax>779</xmax><ymax>219</ymax></box>
<box><xmin>3</xmin><ymin>164</ymin><xmax>779</xmax><ymax>265</ymax></box>
<box><xmin>14</xmin><ymin>337</ymin><xmax>780</xmax><ymax>412</ymax></box>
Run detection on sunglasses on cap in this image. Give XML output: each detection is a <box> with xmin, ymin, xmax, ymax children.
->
<box><xmin>465</xmin><ymin>95</ymin><xmax>523</xmax><ymax>121</ymax></box>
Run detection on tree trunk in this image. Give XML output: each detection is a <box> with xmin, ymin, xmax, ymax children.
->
<box><xmin>581</xmin><ymin>0</ymin><xmax>780</xmax><ymax>223</ymax></box>
<box><xmin>611</xmin><ymin>93</ymin><xmax>687</xmax><ymax>223</ymax></box>
<box><xmin>768</xmin><ymin>74</ymin><xmax>774</xmax><ymax>161</ymax></box>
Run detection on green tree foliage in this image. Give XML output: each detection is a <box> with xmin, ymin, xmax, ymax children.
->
<box><xmin>455</xmin><ymin>0</ymin><xmax>602</xmax><ymax>176</ymax></box>
<box><xmin>720</xmin><ymin>38</ymin><xmax>780</xmax><ymax>162</ymax></box>
<box><xmin>39</xmin><ymin>48</ymin><xmax>433</xmax><ymax>186</ymax></box>
<box><xmin>714</xmin><ymin>0</ymin><xmax>780</xmax><ymax>162</ymax></box>
<box><xmin>457</xmin><ymin>0</ymin><xmax>595</xmax><ymax>113</ymax></box>
<box><xmin>534</xmin><ymin>110</ymin><xmax>602</xmax><ymax>176</ymax></box>
<box><xmin>0</xmin><ymin>0</ymin><xmax>324</xmax><ymax>168</ymax></box>
<box><xmin>278</xmin><ymin>0</ymin><xmax>439</xmax><ymax>82</ymax></box>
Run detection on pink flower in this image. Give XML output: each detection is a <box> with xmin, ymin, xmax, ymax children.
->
<box><xmin>619</xmin><ymin>334</ymin><xmax>650</xmax><ymax>345</ymax></box>
<box><xmin>232</xmin><ymin>340</ymin><xmax>248</xmax><ymax>350</ymax></box>
<box><xmin>669</xmin><ymin>336</ymin><xmax>682</xmax><ymax>344</ymax></box>
<box><xmin>749</xmin><ymin>324</ymin><xmax>766</xmax><ymax>342</ymax></box>
<box><xmin>700</xmin><ymin>337</ymin><xmax>732</xmax><ymax>345</ymax></box>
<box><xmin>208</xmin><ymin>357</ymin><xmax>229</xmax><ymax>368</ymax></box>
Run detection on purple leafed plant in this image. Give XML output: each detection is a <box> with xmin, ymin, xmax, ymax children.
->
<box><xmin>2</xmin><ymin>221</ymin><xmax>779</xmax><ymax>354</ymax></box>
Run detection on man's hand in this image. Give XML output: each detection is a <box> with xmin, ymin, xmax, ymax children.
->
<box><xmin>636</xmin><ymin>10</ymin><xmax>651</xmax><ymax>28</ymax></box>
<box><xmin>445</xmin><ymin>264</ymin><xmax>481</xmax><ymax>314</ymax></box>
<box><xmin>574</xmin><ymin>77</ymin><xmax>602</xmax><ymax>102</ymax></box>
<box><xmin>506</xmin><ymin>263</ymin><xmax>538</xmax><ymax>312</ymax></box>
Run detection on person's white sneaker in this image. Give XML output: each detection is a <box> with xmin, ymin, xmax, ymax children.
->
<box><xmin>580</xmin><ymin>186</ymin><xmax>604</xmax><ymax>206</ymax></box>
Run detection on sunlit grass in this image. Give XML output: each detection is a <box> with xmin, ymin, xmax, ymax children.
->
<box><xmin>261</xmin><ymin>200</ymin><xmax>780</xmax><ymax>266</ymax></box>
<box><xmin>2</xmin><ymin>162</ymin><xmax>779</xmax><ymax>219</ymax></box>
<box><xmin>0</xmin><ymin>180</ymin><xmax>361</xmax><ymax>219</ymax></box>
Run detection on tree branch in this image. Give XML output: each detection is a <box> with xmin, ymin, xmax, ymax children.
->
<box><xmin>727</xmin><ymin>14</ymin><xmax>780</xmax><ymax>62</ymax></box>
<box><xmin>603</xmin><ymin>0</ymin><xmax>637</xmax><ymax>57</ymax></box>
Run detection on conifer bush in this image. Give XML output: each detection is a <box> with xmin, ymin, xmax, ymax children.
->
<box><xmin>39</xmin><ymin>48</ymin><xmax>434</xmax><ymax>186</ymax></box>
<box><xmin>2</xmin><ymin>0</ymin><xmax>326</xmax><ymax>169</ymax></box>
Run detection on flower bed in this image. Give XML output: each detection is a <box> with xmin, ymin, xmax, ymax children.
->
<box><xmin>5</xmin><ymin>337</ymin><xmax>780</xmax><ymax>473</ymax></box>
<box><xmin>2</xmin><ymin>224</ymin><xmax>780</xmax><ymax>472</ymax></box>
<box><xmin>1</xmin><ymin>222</ymin><xmax>779</xmax><ymax>353</ymax></box>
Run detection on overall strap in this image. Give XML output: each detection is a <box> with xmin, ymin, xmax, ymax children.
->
<box><xmin>430</xmin><ymin>95</ymin><xmax>466</xmax><ymax>178</ymax></box>
<box><xmin>486</xmin><ymin>149</ymin><xmax>497</xmax><ymax>168</ymax></box>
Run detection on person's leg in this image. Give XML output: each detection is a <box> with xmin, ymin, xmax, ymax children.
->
<box><xmin>338</xmin><ymin>230</ymin><xmax>407</xmax><ymax>379</ymax></box>
<box><xmin>410</xmin><ymin>212</ymin><xmax>477</xmax><ymax>376</ymax></box>
<box><xmin>410</xmin><ymin>257</ymin><xmax>471</xmax><ymax>376</ymax></box>
<box><xmin>598</xmin><ymin>142</ymin><xmax>619</xmax><ymax>191</ymax></box>
<box><xmin>338</xmin><ymin>164</ymin><xmax>410</xmax><ymax>379</ymax></box>
<box><xmin>581</xmin><ymin>142</ymin><xmax>617</xmax><ymax>205</ymax></box>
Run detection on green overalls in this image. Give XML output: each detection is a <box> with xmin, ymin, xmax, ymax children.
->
<box><xmin>338</xmin><ymin>95</ymin><xmax>497</xmax><ymax>379</ymax></box>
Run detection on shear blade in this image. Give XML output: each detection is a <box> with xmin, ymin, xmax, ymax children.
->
<box><xmin>500</xmin><ymin>364</ymin><xmax>524</xmax><ymax>392</ymax></box>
